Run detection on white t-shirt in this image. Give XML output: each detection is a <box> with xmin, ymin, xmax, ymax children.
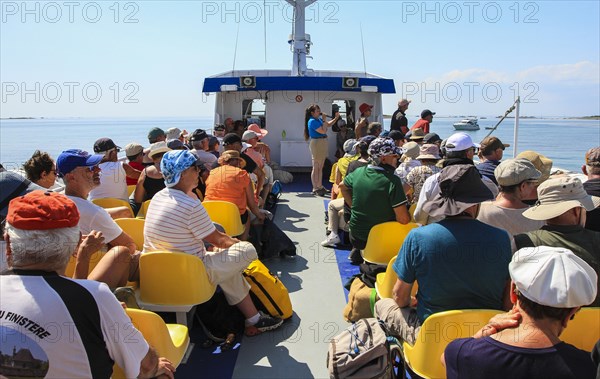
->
<box><xmin>0</xmin><ymin>272</ymin><xmax>149</xmax><ymax>379</ymax></box>
<box><xmin>68</xmin><ymin>196</ymin><xmax>123</xmax><ymax>244</ymax></box>
<box><xmin>143</xmin><ymin>187</ymin><xmax>216</xmax><ymax>257</ymax></box>
<box><xmin>88</xmin><ymin>161</ymin><xmax>128</xmax><ymax>201</ymax></box>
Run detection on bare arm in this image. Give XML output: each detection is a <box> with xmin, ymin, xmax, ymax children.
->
<box><xmin>133</xmin><ymin>169</ymin><xmax>147</xmax><ymax>204</ymax></box>
<box><xmin>393</xmin><ymin>205</ymin><xmax>411</xmax><ymax>225</ymax></box>
<box><xmin>253</xmin><ymin>167</ymin><xmax>265</xmax><ymax>198</ymax></box>
<box><xmin>73</xmin><ymin>231</ymin><xmax>105</xmax><ymax>279</ymax></box>
<box><xmin>392</xmin><ymin>278</ymin><xmax>414</xmax><ymax>308</ymax></box>
<box><xmin>315</xmin><ymin>112</ymin><xmax>340</xmax><ymax>134</ymax></box>
<box><xmin>138</xmin><ymin>346</ymin><xmax>174</xmax><ymax>379</ymax></box>
<box><xmin>108</xmin><ymin>231</ymin><xmax>138</xmax><ymax>254</ymax></box>
<box><xmin>123</xmin><ymin>163</ymin><xmax>142</xmax><ymax>180</ymax></box>
<box><xmin>203</xmin><ymin>229</ymin><xmax>240</xmax><ymax>249</ymax></box>
<box><xmin>246</xmin><ymin>181</ymin><xmax>264</xmax><ymax>220</ymax></box>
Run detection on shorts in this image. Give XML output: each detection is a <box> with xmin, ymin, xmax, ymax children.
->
<box><xmin>309</xmin><ymin>138</ymin><xmax>328</xmax><ymax>162</ymax></box>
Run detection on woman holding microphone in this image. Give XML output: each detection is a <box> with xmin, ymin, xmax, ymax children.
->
<box><xmin>304</xmin><ymin>104</ymin><xmax>340</xmax><ymax>196</ymax></box>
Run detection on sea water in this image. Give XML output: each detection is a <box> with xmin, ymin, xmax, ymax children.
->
<box><xmin>1</xmin><ymin>117</ymin><xmax>598</xmax><ymax>172</ymax></box>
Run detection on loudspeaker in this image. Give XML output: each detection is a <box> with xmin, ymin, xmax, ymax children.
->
<box><xmin>240</xmin><ymin>76</ymin><xmax>256</xmax><ymax>88</ymax></box>
<box><xmin>342</xmin><ymin>77</ymin><xmax>358</xmax><ymax>89</ymax></box>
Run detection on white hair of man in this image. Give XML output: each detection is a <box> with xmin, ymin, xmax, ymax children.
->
<box><xmin>6</xmin><ymin>223</ymin><xmax>80</xmax><ymax>272</ymax></box>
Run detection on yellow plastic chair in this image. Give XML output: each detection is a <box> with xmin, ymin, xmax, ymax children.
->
<box><xmin>374</xmin><ymin>256</ymin><xmax>419</xmax><ymax>299</ymax></box>
<box><xmin>136</xmin><ymin>199</ymin><xmax>152</xmax><ymax>219</ymax></box>
<box><xmin>92</xmin><ymin>197</ymin><xmax>134</xmax><ymax>216</ymax></box>
<box><xmin>561</xmin><ymin>307</ymin><xmax>600</xmax><ymax>352</ymax></box>
<box><xmin>202</xmin><ymin>200</ymin><xmax>245</xmax><ymax>237</ymax></box>
<box><xmin>362</xmin><ymin>222</ymin><xmax>419</xmax><ymax>265</ymax></box>
<box><xmin>112</xmin><ymin>308</ymin><xmax>190</xmax><ymax>379</ymax></box>
<box><xmin>403</xmin><ymin>309</ymin><xmax>503</xmax><ymax>379</ymax></box>
<box><xmin>127</xmin><ymin>185</ymin><xmax>136</xmax><ymax>196</ymax></box>
<box><xmin>137</xmin><ymin>251</ymin><xmax>216</xmax><ymax>326</ymax></box>
<box><xmin>115</xmin><ymin>218</ymin><xmax>145</xmax><ymax>251</ymax></box>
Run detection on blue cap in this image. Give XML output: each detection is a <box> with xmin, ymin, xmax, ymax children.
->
<box><xmin>160</xmin><ymin>150</ymin><xmax>201</xmax><ymax>187</ymax></box>
<box><xmin>56</xmin><ymin>149</ymin><xmax>103</xmax><ymax>177</ymax></box>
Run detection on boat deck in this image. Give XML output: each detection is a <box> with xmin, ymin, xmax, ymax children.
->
<box><xmin>176</xmin><ymin>178</ymin><xmax>356</xmax><ymax>379</ymax></box>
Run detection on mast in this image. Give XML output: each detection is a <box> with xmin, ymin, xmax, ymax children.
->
<box><xmin>286</xmin><ymin>0</ymin><xmax>316</xmax><ymax>76</ymax></box>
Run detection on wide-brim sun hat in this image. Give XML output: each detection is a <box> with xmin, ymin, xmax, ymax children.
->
<box><xmin>523</xmin><ymin>176</ymin><xmax>600</xmax><ymax>220</ymax></box>
<box><xmin>416</xmin><ymin>143</ymin><xmax>441</xmax><ymax>160</ymax></box>
<box><xmin>148</xmin><ymin>141</ymin><xmax>171</xmax><ymax>159</ymax></box>
<box><xmin>423</xmin><ymin>164</ymin><xmax>494</xmax><ymax>217</ymax></box>
<box><xmin>247</xmin><ymin>124</ymin><xmax>269</xmax><ymax>139</ymax></box>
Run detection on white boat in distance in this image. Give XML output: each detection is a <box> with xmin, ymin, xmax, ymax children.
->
<box><xmin>453</xmin><ymin>118</ymin><xmax>480</xmax><ymax>131</ymax></box>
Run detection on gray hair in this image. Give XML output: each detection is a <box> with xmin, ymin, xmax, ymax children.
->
<box><xmin>6</xmin><ymin>223</ymin><xmax>80</xmax><ymax>272</ymax></box>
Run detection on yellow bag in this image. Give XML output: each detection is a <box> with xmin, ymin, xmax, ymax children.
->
<box><xmin>243</xmin><ymin>260</ymin><xmax>293</xmax><ymax>319</ymax></box>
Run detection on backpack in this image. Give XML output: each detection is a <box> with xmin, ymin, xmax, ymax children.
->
<box><xmin>343</xmin><ymin>277</ymin><xmax>378</xmax><ymax>323</ymax></box>
<box><xmin>265</xmin><ymin>180</ymin><xmax>282</xmax><ymax>210</ymax></box>
<box><xmin>243</xmin><ymin>259</ymin><xmax>293</xmax><ymax>319</ymax></box>
<box><xmin>327</xmin><ymin>318</ymin><xmax>402</xmax><ymax>379</ymax></box>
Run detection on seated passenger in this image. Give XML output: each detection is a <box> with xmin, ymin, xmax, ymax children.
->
<box><xmin>134</xmin><ymin>142</ymin><xmax>171</xmax><ymax>204</ymax></box>
<box><xmin>405</xmin><ymin>144</ymin><xmax>442</xmax><ymax>203</ymax></box>
<box><xmin>394</xmin><ymin>141</ymin><xmax>421</xmax><ymax>182</ymax></box>
<box><xmin>514</xmin><ymin>176</ymin><xmax>600</xmax><ymax>306</ymax></box>
<box><xmin>143</xmin><ymin>150</ymin><xmax>282</xmax><ymax>336</ymax></box>
<box><xmin>22</xmin><ymin>150</ymin><xmax>58</xmax><ymax>189</ymax></box>
<box><xmin>57</xmin><ymin>149</ymin><xmax>139</xmax><ymax>288</ymax></box>
<box><xmin>124</xmin><ymin>142</ymin><xmax>145</xmax><ymax>186</ymax></box>
<box><xmin>443</xmin><ymin>246</ymin><xmax>598</xmax><ymax>379</ymax></box>
<box><xmin>204</xmin><ymin>150</ymin><xmax>265</xmax><ymax>240</ymax></box>
<box><xmin>375</xmin><ymin>165</ymin><xmax>512</xmax><ymax>345</ymax></box>
<box><xmin>189</xmin><ymin>129</ymin><xmax>217</xmax><ymax>170</ymax></box>
<box><xmin>1</xmin><ymin>190</ymin><xmax>173</xmax><ymax>379</ymax></box>
<box><xmin>477</xmin><ymin>158</ymin><xmax>544</xmax><ymax>235</ymax></box>
<box><xmin>339</xmin><ymin>137</ymin><xmax>410</xmax><ymax>264</ymax></box>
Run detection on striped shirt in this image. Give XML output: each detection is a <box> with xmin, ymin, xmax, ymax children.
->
<box><xmin>143</xmin><ymin>187</ymin><xmax>216</xmax><ymax>257</ymax></box>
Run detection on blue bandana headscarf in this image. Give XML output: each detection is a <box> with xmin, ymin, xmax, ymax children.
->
<box><xmin>160</xmin><ymin>150</ymin><xmax>198</xmax><ymax>187</ymax></box>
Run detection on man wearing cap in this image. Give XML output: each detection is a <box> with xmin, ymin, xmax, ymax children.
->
<box><xmin>582</xmin><ymin>146</ymin><xmax>600</xmax><ymax>231</ymax></box>
<box><xmin>476</xmin><ymin>136</ymin><xmax>510</xmax><ymax>185</ymax></box>
<box><xmin>1</xmin><ymin>191</ymin><xmax>174</xmax><ymax>379</ymax></box>
<box><xmin>423</xmin><ymin>132</ymin><xmax>442</xmax><ymax>146</ymax></box>
<box><xmin>375</xmin><ymin>165</ymin><xmax>512</xmax><ymax>345</ymax></box>
<box><xmin>413</xmin><ymin>132</ymin><xmax>499</xmax><ymax>225</ymax></box>
<box><xmin>88</xmin><ymin>138</ymin><xmax>140</xmax><ymax>204</ymax></box>
<box><xmin>124</xmin><ymin>142</ymin><xmax>145</xmax><ymax>186</ymax></box>
<box><xmin>144</xmin><ymin>150</ymin><xmax>282</xmax><ymax>335</ymax></box>
<box><xmin>514</xmin><ymin>176</ymin><xmax>600</xmax><ymax>306</ymax></box>
<box><xmin>222</xmin><ymin>133</ymin><xmax>265</xmax><ymax>203</ymax></box>
<box><xmin>57</xmin><ymin>149</ymin><xmax>139</xmax><ymax>286</ymax></box>
<box><xmin>355</xmin><ymin>103</ymin><xmax>373</xmax><ymax>139</ymax></box>
<box><xmin>243</xmin><ymin>130</ymin><xmax>274</xmax><ymax>205</ymax></box>
<box><xmin>388</xmin><ymin>130</ymin><xmax>405</xmax><ymax>147</ymax></box>
<box><xmin>410</xmin><ymin>109</ymin><xmax>435</xmax><ymax>134</ymax></box>
<box><xmin>477</xmin><ymin>158</ymin><xmax>544</xmax><ymax>235</ymax></box>
<box><xmin>390</xmin><ymin>99</ymin><xmax>411</xmax><ymax>134</ymax></box>
<box><xmin>443</xmin><ymin>247</ymin><xmax>598</xmax><ymax>378</ymax></box>
<box><xmin>189</xmin><ymin>129</ymin><xmax>218</xmax><ymax>170</ymax></box>
<box><xmin>147</xmin><ymin>127</ymin><xmax>166</xmax><ymax>144</ymax></box>
<box><xmin>339</xmin><ymin>137</ymin><xmax>411</xmax><ymax>264</ymax></box>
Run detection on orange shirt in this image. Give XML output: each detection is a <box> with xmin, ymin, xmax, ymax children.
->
<box><xmin>410</xmin><ymin>119</ymin><xmax>430</xmax><ymax>134</ymax></box>
<box><xmin>204</xmin><ymin>165</ymin><xmax>250</xmax><ymax>214</ymax></box>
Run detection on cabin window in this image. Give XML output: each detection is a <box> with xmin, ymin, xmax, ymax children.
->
<box><xmin>331</xmin><ymin>100</ymin><xmax>356</xmax><ymax>129</ymax></box>
<box><xmin>242</xmin><ymin>99</ymin><xmax>266</xmax><ymax>128</ymax></box>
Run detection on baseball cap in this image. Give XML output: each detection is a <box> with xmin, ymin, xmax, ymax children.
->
<box><xmin>421</xmin><ymin>109</ymin><xmax>436</xmax><ymax>118</ymax></box>
<box><xmin>7</xmin><ymin>190</ymin><xmax>80</xmax><ymax>230</ymax></box>
<box><xmin>93</xmin><ymin>138</ymin><xmax>121</xmax><ymax>154</ymax></box>
<box><xmin>147</xmin><ymin>127</ymin><xmax>166</xmax><ymax>142</ymax></box>
<box><xmin>56</xmin><ymin>149</ymin><xmax>103</xmax><ymax>177</ymax></box>
<box><xmin>160</xmin><ymin>150</ymin><xmax>202</xmax><ymax>187</ymax></box>
<box><xmin>388</xmin><ymin>130</ymin><xmax>405</xmax><ymax>141</ymax></box>
<box><xmin>523</xmin><ymin>176</ymin><xmax>600</xmax><ymax>220</ymax></box>
<box><xmin>214</xmin><ymin>124</ymin><xmax>226</xmax><ymax>132</ymax></box>
<box><xmin>167</xmin><ymin>139</ymin><xmax>188</xmax><ymax>150</ymax></box>
<box><xmin>510</xmin><ymin>246</ymin><xmax>597</xmax><ymax>308</ymax></box>
<box><xmin>494</xmin><ymin>158</ymin><xmax>541</xmax><ymax>187</ymax></box>
<box><xmin>359</xmin><ymin>103</ymin><xmax>373</xmax><ymax>114</ymax></box>
<box><xmin>423</xmin><ymin>132</ymin><xmax>442</xmax><ymax>144</ymax></box>
<box><xmin>516</xmin><ymin>150</ymin><xmax>553</xmax><ymax>183</ymax></box>
<box><xmin>166</xmin><ymin>127</ymin><xmax>182</xmax><ymax>141</ymax></box>
<box><xmin>124</xmin><ymin>142</ymin><xmax>143</xmax><ymax>157</ymax></box>
<box><xmin>368</xmin><ymin>137</ymin><xmax>402</xmax><ymax>160</ymax></box>
<box><xmin>479</xmin><ymin>136</ymin><xmax>510</xmax><ymax>156</ymax></box>
<box><xmin>242</xmin><ymin>130</ymin><xmax>258</xmax><ymax>142</ymax></box>
<box><xmin>223</xmin><ymin>133</ymin><xmax>242</xmax><ymax>146</ymax></box>
<box><xmin>0</xmin><ymin>172</ymin><xmax>43</xmax><ymax>219</ymax></box>
<box><xmin>445</xmin><ymin>132</ymin><xmax>479</xmax><ymax>152</ymax></box>
<box><xmin>189</xmin><ymin>129</ymin><xmax>208</xmax><ymax>142</ymax></box>
<box><xmin>343</xmin><ymin>139</ymin><xmax>358</xmax><ymax>157</ymax></box>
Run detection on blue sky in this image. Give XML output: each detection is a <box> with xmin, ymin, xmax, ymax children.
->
<box><xmin>1</xmin><ymin>0</ymin><xmax>599</xmax><ymax>118</ymax></box>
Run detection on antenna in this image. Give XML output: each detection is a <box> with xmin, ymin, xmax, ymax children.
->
<box><xmin>264</xmin><ymin>0</ymin><xmax>267</xmax><ymax>63</ymax></box>
<box><xmin>232</xmin><ymin>22</ymin><xmax>241</xmax><ymax>73</ymax></box>
<box><xmin>360</xmin><ymin>22</ymin><xmax>367</xmax><ymax>75</ymax></box>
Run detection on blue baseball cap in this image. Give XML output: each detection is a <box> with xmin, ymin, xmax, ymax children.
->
<box><xmin>160</xmin><ymin>150</ymin><xmax>202</xmax><ymax>187</ymax></box>
<box><xmin>56</xmin><ymin>149</ymin><xmax>103</xmax><ymax>177</ymax></box>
